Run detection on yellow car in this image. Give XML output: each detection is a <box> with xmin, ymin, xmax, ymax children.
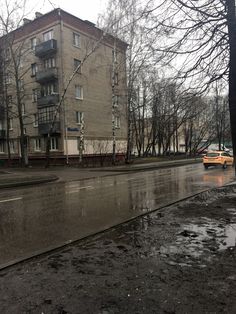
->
<box><xmin>203</xmin><ymin>151</ymin><xmax>234</xmax><ymax>169</ymax></box>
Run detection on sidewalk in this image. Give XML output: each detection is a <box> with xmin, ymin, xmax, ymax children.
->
<box><xmin>0</xmin><ymin>157</ymin><xmax>201</xmax><ymax>188</ymax></box>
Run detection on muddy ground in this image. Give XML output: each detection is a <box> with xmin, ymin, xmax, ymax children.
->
<box><xmin>1</xmin><ymin>184</ymin><xmax>236</xmax><ymax>313</ymax></box>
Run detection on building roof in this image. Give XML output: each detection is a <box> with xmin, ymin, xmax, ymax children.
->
<box><xmin>1</xmin><ymin>8</ymin><xmax>127</xmax><ymax>51</ymax></box>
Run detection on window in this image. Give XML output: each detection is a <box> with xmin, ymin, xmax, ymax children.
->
<box><xmin>0</xmin><ymin>141</ymin><xmax>4</xmax><ymax>153</ymax></box>
<box><xmin>30</xmin><ymin>37</ymin><xmax>37</xmax><ymax>50</ymax></box>
<box><xmin>9</xmin><ymin>140</ymin><xmax>15</xmax><ymax>153</ymax></box>
<box><xmin>7</xmin><ymin>95</ymin><xmax>12</xmax><ymax>105</ymax></box>
<box><xmin>32</xmin><ymin>89</ymin><xmax>39</xmax><ymax>102</ymax></box>
<box><xmin>0</xmin><ymin>141</ymin><xmax>5</xmax><ymax>153</ymax></box>
<box><xmin>21</xmin><ymin>103</ymin><xmax>26</xmax><ymax>115</ymax></box>
<box><xmin>19</xmin><ymin>59</ymin><xmax>24</xmax><ymax>68</ymax></box>
<box><xmin>5</xmin><ymin>73</ymin><xmax>11</xmax><ymax>84</ymax></box>
<box><xmin>44</xmin><ymin>57</ymin><xmax>55</xmax><ymax>69</ymax></box>
<box><xmin>34</xmin><ymin>138</ymin><xmax>41</xmax><ymax>151</ymax></box>
<box><xmin>9</xmin><ymin>118</ymin><xmax>13</xmax><ymax>130</ymax></box>
<box><xmin>0</xmin><ymin>121</ymin><xmax>3</xmax><ymax>130</ymax></box>
<box><xmin>41</xmin><ymin>82</ymin><xmax>57</xmax><ymax>97</ymax></box>
<box><xmin>18</xmin><ymin>79</ymin><xmax>24</xmax><ymax>91</ymax></box>
<box><xmin>43</xmin><ymin>30</ymin><xmax>53</xmax><ymax>42</ymax></box>
<box><xmin>50</xmin><ymin>137</ymin><xmax>58</xmax><ymax>150</ymax></box>
<box><xmin>38</xmin><ymin>106</ymin><xmax>57</xmax><ymax>123</ymax></box>
<box><xmin>114</xmin><ymin>116</ymin><xmax>120</xmax><ymax>128</ymax></box>
<box><xmin>74</xmin><ymin>59</ymin><xmax>81</xmax><ymax>73</ymax></box>
<box><xmin>23</xmin><ymin>128</ymin><xmax>27</xmax><ymax>135</ymax></box>
<box><xmin>75</xmin><ymin>85</ymin><xmax>83</xmax><ymax>99</ymax></box>
<box><xmin>4</xmin><ymin>48</ymin><xmax>10</xmax><ymax>61</ymax></box>
<box><xmin>113</xmin><ymin>95</ymin><xmax>119</xmax><ymax>107</ymax></box>
<box><xmin>112</xmin><ymin>49</ymin><xmax>117</xmax><ymax>63</ymax></box>
<box><xmin>33</xmin><ymin>113</ymin><xmax>38</xmax><ymax>127</ymax></box>
<box><xmin>31</xmin><ymin>63</ymin><xmax>38</xmax><ymax>76</ymax></box>
<box><xmin>114</xmin><ymin>72</ymin><xmax>118</xmax><ymax>85</ymax></box>
<box><xmin>76</xmin><ymin>111</ymin><xmax>84</xmax><ymax>124</ymax></box>
<box><xmin>73</xmin><ymin>32</ymin><xmax>80</xmax><ymax>47</ymax></box>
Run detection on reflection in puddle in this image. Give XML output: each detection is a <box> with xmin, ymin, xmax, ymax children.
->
<box><xmin>159</xmin><ymin>214</ymin><xmax>236</xmax><ymax>267</ymax></box>
<box><xmin>175</xmin><ymin>218</ymin><xmax>236</xmax><ymax>256</ymax></box>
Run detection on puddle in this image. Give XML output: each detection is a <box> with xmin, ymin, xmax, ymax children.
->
<box><xmin>160</xmin><ymin>216</ymin><xmax>236</xmax><ymax>265</ymax></box>
<box><xmin>178</xmin><ymin>218</ymin><xmax>236</xmax><ymax>254</ymax></box>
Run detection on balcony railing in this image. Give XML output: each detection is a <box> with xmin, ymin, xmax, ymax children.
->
<box><xmin>35</xmin><ymin>39</ymin><xmax>57</xmax><ymax>58</ymax></box>
<box><xmin>37</xmin><ymin>93</ymin><xmax>59</xmax><ymax>108</ymax></box>
<box><xmin>36</xmin><ymin>67</ymin><xmax>58</xmax><ymax>83</ymax></box>
<box><xmin>38</xmin><ymin>121</ymin><xmax>60</xmax><ymax>135</ymax></box>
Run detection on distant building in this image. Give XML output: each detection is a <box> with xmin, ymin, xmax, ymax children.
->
<box><xmin>0</xmin><ymin>9</ymin><xmax>127</xmax><ymax>164</ymax></box>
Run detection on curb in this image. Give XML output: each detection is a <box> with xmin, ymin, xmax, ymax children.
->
<box><xmin>0</xmin><ymin>175</ymin><xmax>58</xmax><ymax>189</ymax></box>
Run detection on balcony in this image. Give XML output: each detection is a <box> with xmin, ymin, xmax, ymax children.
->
<box><xmin>36</xmin><ymin>67</ymin><xmax>58</xmax><ymax>83</ymax></box>
<box><xmin>35</xmin><ymin>39</ymin><xmax>57</xmax><ymax>58</ymax></box>
<box><xmin>38</xmin><ymin>121</ymin><xmax>60</xmax><ymax>135</ymax></box>
<box><xmin>37</xmin><ymin>93</ymin><xmax>59</xmax><ymax>108</ymax></box>
<box><xmin>0</xmin><ymin>130</ymin><xmax>6</xmax><ymax>139</ymax></box>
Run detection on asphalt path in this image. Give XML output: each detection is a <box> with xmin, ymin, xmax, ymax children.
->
<box><xmin>0</xmin><ymin>163</ymin><xmax>234</xmax><ymax>269</ymax></box>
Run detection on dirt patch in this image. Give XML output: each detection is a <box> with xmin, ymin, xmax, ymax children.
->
<box><xmin>1</xmin><ymin>185</ymin><xmax>236</xmax><ymax>313</ymax></box>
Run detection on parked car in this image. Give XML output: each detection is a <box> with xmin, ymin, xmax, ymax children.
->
<box><xmin>203</xmin><ymin>151</ymin><xmax>234</xmax><ymax>169</ymax></box>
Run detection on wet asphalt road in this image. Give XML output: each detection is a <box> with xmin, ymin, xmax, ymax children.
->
<box><xmin>0</xmin><ymin>164</ymin><xmax>234</xmax><ymax>269</ymax></box>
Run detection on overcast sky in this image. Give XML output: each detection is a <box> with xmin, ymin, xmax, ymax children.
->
<box><xmin>27</xmin><ymin>0</ymin><xmax>108</xmax><ymax>24</ymax></box>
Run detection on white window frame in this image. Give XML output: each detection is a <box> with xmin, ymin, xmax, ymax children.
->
<box><xmin>30</xmin><ymin>37</ymin><xmax>37</xmax><ymax>50</ymax></box>
<box><xmin>114</xmin><ymin>72</ymin><xmax>119</xmax><ymax>85</ymax></box>
<box><xmin>50</xmin><ymin>137</ymin><xmax>58</xmax><ymax>151</ymax></box>
<box><xmin>73</xmin><ymin>32</ymin><xmax>80</xmax><ymax>48</ymax></box>
<box><xmin>9</xmin><ymin>140</ymin><xmax>15</xmax><ymax>153</ymax></box>
<box><xmin>115</xmin><ymin>116</ymin><xmax>121</xmax><ymax>128</ymax></box>
<box><xmin>0</xmin><ymin>141</ymin><xmax>4</xmax><ymax>153</ymax></box>
<box><xmin>74</xmin><ymin>59</ymin><xmax>81</xmax><ymax>73</ymax></box>
<box><xmin>33</xmin><ymin>113</ymin><xmax>38</xmax><ymax>127</ymax></box>
<box><xmin>5</xmin><ymin>73</ymin><xmax>11</xmax><ymax>84</ymax></box>
<box><xmin>22</xmin><ymin>103</ymin><xmax>26</xmax><ymax>116</ymax></box>
<box><xmin>31</xmin><ymin>63</ymin><xmax>38</xmax><ymax>76</ymax></box>
<box><xmin>43</xmin><ymin>30</ymin><xmax>53</xmax><ymax>42</ymax></box>
<box><xmin>113</xmin><ymin>95</ymin><xmax>119</xmax><ymax>108</ymax></box>
<box><xmin>32</xmin><ymin>89</ymin><xmax>38</xmax><ymax>102</ymax></box>
<box><xmin>18</xmin><ymin>79</ymin><xmax>24</xmax><ymax>91</ymax></box>
<box><xmin>34</xmin><ymin>138</ymin><xmax>41</xmax><ymax>151</ymax></box>
<box><xmin>75</xmin><ymin>85</ymin><xmax>83</xmax><ymax>100</ymax></box>
<box><xmin>44</xmin><ymin>57</ymin><xmax>55</xmax><ymax>69</ymax></box>
<box><xmin>9</xmin><ymin>118</ymin><xmax>13</xmax><ymax>130</ymax></box>
<box><xmin>76</xmin><ymin>111</ymin><xmax>84</xmax><ymax>124</ymax></box>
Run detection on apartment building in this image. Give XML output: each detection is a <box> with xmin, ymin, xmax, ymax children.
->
<box><xmin>0</xmin><ymin>9</ymin><xmax>127</xmax><ymax>163</ymax></box>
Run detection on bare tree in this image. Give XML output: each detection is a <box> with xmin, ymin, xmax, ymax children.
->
<box><xmin>141</xmin><ymin>0</ymin><xmax>236</xmax><ymax>165</ymax></box>
<box><xmin>0</xmin><ymin>0</ymin><xmax>32</xmax><ymax>166</ymax></box>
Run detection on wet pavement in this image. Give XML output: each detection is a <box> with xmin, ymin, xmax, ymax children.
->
<box><xmin>0</xmin><ymin>164</ymin><xmax>234</xmax><ymax>269</ymax></box>
<box><xmin>1</xmin><ymin>183</ymin><xmax>236</xmax><ymax>313</ymax></box>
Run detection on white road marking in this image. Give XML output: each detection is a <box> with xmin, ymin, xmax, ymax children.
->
<box><xmin>0</xmin><ymin>197</ymin><xmax>22</xmax><ymax>203</ymax></box>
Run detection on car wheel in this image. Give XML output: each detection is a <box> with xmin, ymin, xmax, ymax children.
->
<box><xmin>223</xmin><ymin>162</ymin><xmax>227</xmax><ymax>169</ymax></box>
<box><xmin>204</xmin><ymin>165</ymin><xmax>208</xmax><ymax>169</ymax></box>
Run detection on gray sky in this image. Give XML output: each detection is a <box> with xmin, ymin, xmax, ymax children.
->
<box><xmin>27</xmin><ymin>0</ymin><xmax>108</xmax><ymax>23</ymax></box>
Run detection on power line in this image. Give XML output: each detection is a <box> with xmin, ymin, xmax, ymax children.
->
<box><xmin>47</xmin><ymin>0</ymin><xmax>56</xmax><ymax>10</ymax></box>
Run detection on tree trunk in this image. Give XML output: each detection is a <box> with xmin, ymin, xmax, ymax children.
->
<box><xmin>227</xmin><ymin>0</ymin><xmax>236</xmax><ymax>173</ymax></box>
